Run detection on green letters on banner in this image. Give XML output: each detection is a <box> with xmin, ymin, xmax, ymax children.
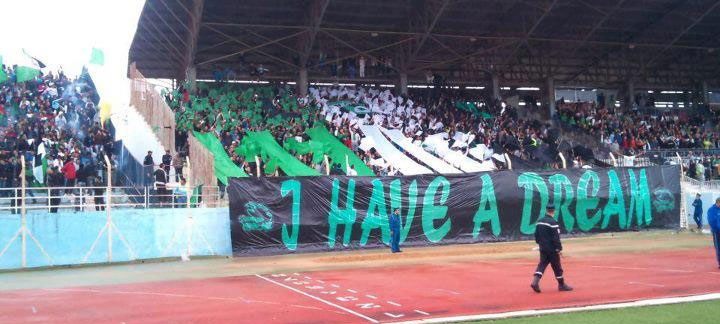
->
<box><xmin>422</xmin><ymin>176</ymin><xmax>451</xmax><ymax>242</ymax></box>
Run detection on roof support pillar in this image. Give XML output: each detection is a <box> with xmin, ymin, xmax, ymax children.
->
<box><xmin>298</xmin><ymin>67</ymin><xmax>309</xmax><ymax>97</ymax></box>
<box><xmin>186</xmin><ymin>65</ymin><xmax>197</xmax><ymax>91</ymax></box>
<box><xmin>181</xmin><ymin>0</ymin><xmax>204</xmax><ymax>91</ymax></box>
<box><xmin>626</xmin><ymin>80</ymin><xmax>635</xmax><ymax>110</ymax></box>
<box><xmin>398</xmin><ymin>72</ymin><xmax>408</xmax><ymax>96</ymax></box>
<box><xmin>544</xmin><ymin>76</ymin><xmax>556</xmax><ymax>117</ymax></box>
<box><xmin>490</xmin><ymin>73</ymin><xmax>501</xmax><ymax>101</ymax></box>
<box><xmin>701</xmin><ymin>80</ymin><xmax>710</xmax><ymax>106</ymax></box>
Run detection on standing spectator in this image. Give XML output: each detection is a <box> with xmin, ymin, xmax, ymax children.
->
<box><xmin>162</xmin><ymin>149</ymin><xmax>172</xmax><ymax>180</ymax></box>
<box><xmin>153</xmin><ymin>163</ymin><xmax>168</xmax><ymax>206</ymax></box>
<box><xmin>692</xmin><ymin>193</ymin><xmax>703</xmax><ymax>230</ymax></box>
<box><xmin>143</xmin><ymin>150</ymin><xmax>154</xmax><ymax>186</ymax></box>
<box><xmin>61</xmin><ymin>158</ymin><xmax>77</xmax><ymax>191</ymax></box>
<box><xmin>47</xmin><ymin>166</ymin><xmax>64</xmax><ymax>213</ymax></box>
<box><xmin>172</xmin><ymin>152</ymin><xmax>184</xmax><ymax>182</ymax></box>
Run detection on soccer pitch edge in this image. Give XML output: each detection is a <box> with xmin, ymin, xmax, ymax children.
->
<box><xmin>388</xmin><ymin>293</ymin><xmax>720</xmax><ymax>324</ymax></box>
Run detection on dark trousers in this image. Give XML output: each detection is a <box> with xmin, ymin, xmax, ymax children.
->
<box><xmin>694</xmin><ymin>213</ymin><xmax>703</xmax><ymax>229</ymax></box>
<box><xmin>94</xmin><ymin>196</ymin><xmax>105</xmax><ymax>211</ymax></box>
<box><xmin>175</xmin><ymin>167</ymin><xmax>183</xmax><ymax>182</ymax></box>
<box><xmin>390</xmin><ymin>229</ymin><xmax>400</xmax><ymax>252</ymax></box>
<box><xmin>712</xmin><ymin>231</ymin><xmax>720</xmax><ymax>267</ymax></box>
<box><xmin>534</xmin><ymin>250</ymin><xmax>564</xmax><ymax>282</ymax></box>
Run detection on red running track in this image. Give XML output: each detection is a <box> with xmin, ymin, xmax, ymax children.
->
<box><xmin>1</xmin><ymin>248</ymin><xmax>719</xmax><ymax>324</ymax></box>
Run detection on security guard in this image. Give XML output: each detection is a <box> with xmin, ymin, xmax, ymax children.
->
<box><xmin>692</xmin><ymin>193</ymin><xmax>703</xmax><ymax>230</ymax></box>
<box><xmin>708</xmin><ymin>198</ymin><xmax>720</xmax><ymax>269</ymax></box>
<box><xmin>389</xmin><ymin>208</ymin><xmax>402</xmax><ymax>253</ymax></box>
<box><xmin>531</xmin><ymin>204</ymin><xmax>573</xmax><ymax>293</ymax></box>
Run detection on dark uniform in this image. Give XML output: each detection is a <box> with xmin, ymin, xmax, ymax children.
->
<box><xmin>162</xmin><ymin>151</ymin><xmax>172</xmax><ymax>179</ymax></box>
<box><xmin>692</xmin><ymin>195</ymin><xmax>703</xmax><ymax>230</ymax></box>
<box><xmin>154</xmin><ymin>165</ymin><xmax>168</xmax><ymax>206</ymax></box>
<box><xmin>531</xmin><ymin>204</ymin><xmax>572</xmax><ymax>293</ymax></box>
<box><xmin>389</xmin><ymin>209</ymin><xmax>402</xmax><ymax>253</ymax></box>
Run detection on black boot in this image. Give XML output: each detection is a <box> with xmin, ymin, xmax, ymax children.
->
<box><xmin>558</xmin><ymin>278</ymin><xmax>573</xmax><ymax>292</ymax></box>
<box><xmin>530</xmin><ymin>275</ymin><xmax>541</xmax><ymax>293</ymax></box>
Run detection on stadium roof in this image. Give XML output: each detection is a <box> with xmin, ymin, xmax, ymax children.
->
<box><xmin>129</xmin><ymin>0</ymin><xmax>720</xmax><ymax>89</ymax></box>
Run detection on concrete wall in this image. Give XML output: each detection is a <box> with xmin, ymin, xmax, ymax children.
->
<box><xmin>0</xmin><ymin>208</ymin><xmax>231</xmax><ymax>270</ymax></box>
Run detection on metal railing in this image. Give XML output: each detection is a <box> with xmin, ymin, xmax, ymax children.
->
<box><xmin>0</xmin><ymin>185</ymin><xmax>227</xmax><ymax>214</ymax></box>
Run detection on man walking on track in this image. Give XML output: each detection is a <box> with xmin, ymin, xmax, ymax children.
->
<box><xmin>531</xmin><ymin>204</ymin><xmax>573</xmax><ymax>293</ymax></box>
<box><xmin>708</xmin><ymin>198</ymin><xmax>720</xmax><ymax>269</ymax></box>
<box><xmin>389</xmin><ymin>209</ymin><xmax>402</xmax><ymax>253</ymax></box>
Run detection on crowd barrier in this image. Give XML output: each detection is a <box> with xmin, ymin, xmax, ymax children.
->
<box><xmin>0</xmin><ymin>207</ymin><xmax>231</xmax><ymax>270</ymax></box>
<box><xmin>0</xmin><ymin>156</ymin><xmax>230</xmax><ymax>270</ymax></box>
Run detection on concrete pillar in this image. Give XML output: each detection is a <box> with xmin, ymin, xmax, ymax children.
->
<box><xmin>399</xmin><ymin>72</ymin><xmax>408</xmax><ymax>96</ymax></box>
<box><xmin>185</xmin><ymin>65</ymin><xmax>197</xmax><ymax>91</ymax></box>
<box><xmin>545</xmin><ymin>76</ymin><xmax>556</xmax><ymax>117</ymax></box>
<box><xmin>298</xmin><ymin>67</ymin><xmax>308</xmax><ymax>97</ymax></box>
<box><xmin>701</xmin><ymin>81</ymin><xmax>710</xmax><ymax>105</ymax></box>
<box><xmin>490</xmin><ymin>73</ymin><xmax>500</xmax><ymax>101</ymax></box>
<box><xmin>626</xmin><ymin>80</ymin><xmax>634</xmax><ymax>109</ymax></box>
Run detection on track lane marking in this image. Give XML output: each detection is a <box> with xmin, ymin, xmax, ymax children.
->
<box><xmin>386</xmin><ymin>293</ymin><xmax>720</xmax><ymax>324</ymax></box>
<box><xmin>628</xmin><ymin>281</ymin><xmax>666</xmax><ymax>288</ymax></box>
<box><xmin>255</xmin><ymin>274</ymin><xmax>379</xmax><ymax>323</ymax></box>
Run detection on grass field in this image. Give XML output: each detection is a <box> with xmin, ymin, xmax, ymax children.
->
<box><xmin>463</xmin><ymin>299</ymin><xmax>720</xmax><ymax>324</ymax></box>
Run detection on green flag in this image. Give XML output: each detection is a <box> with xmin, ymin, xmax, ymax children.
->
<box><xmin>89</xmin><ymin>48</ymin><xmax>105</xmax><ymax>66</ymax></box>
<box><xmin>15</xmin><ymin>66</ymin><xmax>40</xmax><ymax>83</ymax></box>
<box><xmin>0</xmin><ymin>56</ymin><xmax>7</xmax><ymax>83</ymax></box>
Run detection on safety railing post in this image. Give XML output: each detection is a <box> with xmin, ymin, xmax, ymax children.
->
<box><xmin>105</xmin><ymin>155</ymin><xmax>112</xmax><ymax>262</ymax></box>
<box><xmin>20</xmin><ymin>156</ymin><xmax>26</xmax><ymax>267</ymax></box>
<box><xmin>47</xmin><ymin>188</ymin><xmax>51</xmax><ymax>213</ymax></box>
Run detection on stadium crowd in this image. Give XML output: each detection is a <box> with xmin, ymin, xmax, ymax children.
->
<box><xmin>557</xmin><ymin>102</ymin><xmax>720</xmax><ymax>152</ymax></box>
<box><xmin>0</xmin><ymin>65</ymin><xmax>113</xmax><ymax>211</ymax></box>
<box><xmin>556</xmin><ymin>100</ymin><xmax>720</xmax><ymax>180</ymax></box>
<box><xmin>166</xmin><ymin>82</ymin><xmax>573</xmax><ymax>177</ymax></box>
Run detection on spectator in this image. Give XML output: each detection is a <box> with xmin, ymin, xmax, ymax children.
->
<box><xmin>143</xmin><ymin>150</ymin><xmax>154</xmax><ymax>186</ymax></box>
<box><xmin>162</xmin><ymin>149</ymin><xmax>172</xmax><ymax>180</ymax></box>
<box><xmin>172</xmin><ymin>152</ymin><xmax>184</xmax><ymax>182</ymax></box>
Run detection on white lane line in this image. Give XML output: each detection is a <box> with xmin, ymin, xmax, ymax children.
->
<box><xmin>434</xmin><ymin>289</ymin><xmax>461</xmax><ymax>295</ymax></box>
<box><xmin>388</xmin><ymin>301</ymin><xmax>402</xmax><ymax>306</ymax></box>
<box><xmin>293</xmin><ymin>272</ymin><xmax>301</xmax><ymax>276</ymax></box>
<box><xmin>305</xmin><ymin>276</ymin><xmax>312</xmax><ymax>280</ymax></box>
<box><xmin>628</xmin><ymin>281</ymin><xmax>666</xmax><ymax>288</ymax></box>
<box><xmin>388</xmin><ymin>293</ymin><xmax>720</xmax><ymax>324</ymax></box>
<box><xmin>366</xmin><ymin>295</ymin><xmax>378</xmax><ymax>299</ymax></box>
<box><xmin>347</xmin><ymin>289</ymin><xmax>358</xmax><ymax>293</ymax></box>
<box><xmin>317</xmin><ymin>280</ymin><xmax>326</xmax><ymax>284</ymax></box>
<box><xmin>255</xmin><ymin>274</ymin><xmax>379</xmax><ymax>323</ymax></box>
<box><xmin>414</xmin><ymin>310</ymin><xmax>430</xmax><ymax>315</ymax></box>
<box><xmin>331</xmin><ymin>284</ymin><xmax>340</xmax><ymax>288</ymax></box>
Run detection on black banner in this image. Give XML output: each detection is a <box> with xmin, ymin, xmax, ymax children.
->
<box><xmin>228</xmin><ymin>166</ymin><xmax>681</xmax><ymax>255</ymax></box>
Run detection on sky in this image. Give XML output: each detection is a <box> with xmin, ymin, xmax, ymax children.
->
<box><xmin>0</xmin><ymin>0</ymin><xmax>147</xmax><ymax>111</ymax></box>
<box><xmin>0</xmin><ymin>0</ymin><xmax>146</xmax><ymax>85</ymax></box>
